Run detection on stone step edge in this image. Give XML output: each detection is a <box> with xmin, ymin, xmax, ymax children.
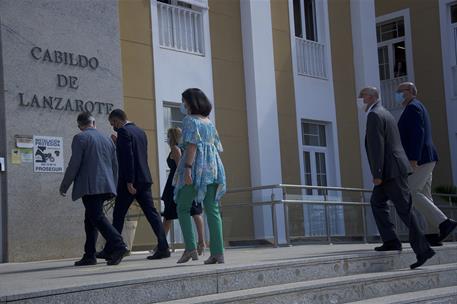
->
<box><xmin>159</xmin><ymin>263</ymin><xmax>457</xmax><ymax>304</ymax></box>
<box><xmin>3</xmin><ymin>245</ymin><xmax>457</xmax><ymax>302</ymax></box>
<box><xmin>348</xmin><ymin>286</ymin><xmax>457</xmax><ymax>304</ymax></box>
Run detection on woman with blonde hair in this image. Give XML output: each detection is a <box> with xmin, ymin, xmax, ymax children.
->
<box><xmin>159</xmin><ymin>127</ymin><xmax>206</xmax><ymax>255</ymax></box>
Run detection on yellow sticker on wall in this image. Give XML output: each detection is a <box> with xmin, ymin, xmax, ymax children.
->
<box><xmin>12</xmin><ymin>149</ymin><xmax>21</xmax><ymax>164</ymax></box>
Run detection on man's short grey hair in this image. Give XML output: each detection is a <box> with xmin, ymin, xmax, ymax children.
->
<box><xmin>359</xmin><ymin>87</ymin><xmax>379</xmax><ymax>99</ymax></box>
<box><xmin>77</xmin><ymin>112</ymin><xmax>95</xmax><ymax>126</ymax></box>
<box><xmin>398</xmin><ymin>82</ymin><xmax>417</xmax><ymax>95</ymax></box>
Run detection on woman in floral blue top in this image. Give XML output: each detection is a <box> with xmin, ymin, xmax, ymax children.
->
<box><xmin>174</xmin><ymin>88</ymin><xmax>226</xmax><ymax>264</ymax></box>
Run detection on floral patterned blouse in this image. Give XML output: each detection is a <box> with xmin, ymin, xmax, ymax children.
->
<box><xmin>173</xmin><ymin>115</ymin><xmax>226</xmax><ymax>203</ymax></box>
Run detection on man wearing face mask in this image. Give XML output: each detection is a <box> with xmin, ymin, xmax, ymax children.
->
<box><xmin>359</xmin><ymin>87</ymin><xmax>434</xmax><ymax>269</ymax></box>
<box><xmin>396</xmin><ymin>82</ymin><xmax>457</xmax><ymax>246</ymax></box>
<box><xmin>98</xmin><ymin>109</ymin><xmax>170</xmax><ymax>260</ymax></box>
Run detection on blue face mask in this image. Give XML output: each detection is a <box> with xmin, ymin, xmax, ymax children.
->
<box><xmin>394</xmin><ymin>92</ymin><xmax>405</xmax><ymax>104</ymax></box>
<box><xmin>180</xmin><ymin>103</ymin><xmax>188</xmax><ymax>115</ymax></box>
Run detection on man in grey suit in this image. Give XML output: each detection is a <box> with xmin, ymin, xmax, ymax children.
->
<box><xmin>60</xmin><ymin>112</ymin><xmax>128</xmax><ymax>266</ymax></box>
<box><xmin>359</xmin><ymin>87</ymin><xmax>434</xmax><ymax>269</ymax></box>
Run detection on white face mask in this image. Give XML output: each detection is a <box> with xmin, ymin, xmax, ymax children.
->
<box><xmin>356</xmin><ymin>98</ymin><xmax>365</xmax><ymax>111</ymax></box>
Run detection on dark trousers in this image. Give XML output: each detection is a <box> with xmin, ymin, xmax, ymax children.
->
<box><xmin>82</xmin><ymin>194</ymin><xmax>125</xmax><ymax>258</ymax></box>
<box><xmin>112</xmin><ymin>183</ymin><xmax>168</xmax><ymax>251</ymax></box>
<box><xmin>370</xmin><ymin>175</ymin><xmax>432</xmax><ymax>256</ymax></box>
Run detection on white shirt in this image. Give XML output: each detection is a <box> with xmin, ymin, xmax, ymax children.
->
<box><xmin>366</xmin><ymin>101</ymin><xmax>380</xmax><ymax>116</ymax></box>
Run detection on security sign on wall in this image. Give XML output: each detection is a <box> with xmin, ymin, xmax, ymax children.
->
<box><xmin>33</xmin><ymin>136</ymin><xmax>64</xmax><ymax>173</ymax></box>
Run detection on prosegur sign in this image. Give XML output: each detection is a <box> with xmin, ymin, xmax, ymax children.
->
<box><xmin>33</xmin><ymin>135</ymin><xmax>64</xmax><ymax>173</ymax></box>
<box><xmin>17</xmin><ymin>46</ymin><xmax>114</xmax><ymax>114</ymax></box>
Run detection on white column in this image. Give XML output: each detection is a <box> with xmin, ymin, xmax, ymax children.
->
<box><xmin>240</xmin><ymin>0</ymin><xmax>286</xmax><ymax>244</ymax></box>
<box><xmin>439</xmin><ymin>0</ymin><xmax>457</xmax><ymax>184</ymax></box>
<box><xmin>351</xmin><ymin>0</ymin><xmax>380</xmax><ymax>236</ymax></box>
<box><xmin>351</xmin><ymin>0</ymin><xmax>380</xmax><ymax>190</ymax></box>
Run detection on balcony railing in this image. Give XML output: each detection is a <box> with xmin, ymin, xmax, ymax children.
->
<box><xmin>380</xmin><ymin>76</ymin><xmax>408</xmax><ymax>110</ymax></box>
<box><xmin>295</xmin><ymin>37</ymin><xmax>327</xmax><ymax>79</ymax></box>
<box><xmin>157</xmin><ymin>2</ymin><xmax>204</xmax><ymax>56</ymax></box>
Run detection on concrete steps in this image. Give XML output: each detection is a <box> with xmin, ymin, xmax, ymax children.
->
<box><xmin>1</xmin><ymin>244</ymin><xmax>456</xmax><ymax>303</ymax></box>
<box><xmin>348</xmin><ymin>286</ymin><xmax>457</xmax><ymax>304</ymax></box>
<box><xmin>160</xmin><ymin>263</ymin><xmax>457</xmax><ymax>304</ymax></box>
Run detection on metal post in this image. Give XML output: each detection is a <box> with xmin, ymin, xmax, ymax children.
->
<box><xmin>452</xmin><ymin>196</ymin><xmax>457</xmax><ymax>242</ymax></box>
<box><xmin>282</xmin><ymin>186</ymin><xmax>290</xmax><ymax>246</ymax></box>
<box><xmin>170</xmin><ymin>219</ymin><xmax>176</xmax><ymax>252</ymax></box>
<box><xmin>271</xmin><ymin>190</ymin><xmax>278</xmax><ymax>248</ymax></box>
<box><xmin>324</xmin><ymin>190</ymin><xmax>332</xmax><ymax>244</ymax></box>
<box><xmin>271</xmin><ymin>203</ymin><xmax>278</xmax><ymax>248</ymax></box>
<box><xmin>360</xmin><ymin>191</ymin><xmax>367</xmax><ymax>243</ymax></box>
<box><xmin>284</xmin><ymin>202</ymin><xmax>290</xmax><ymax>246</ymax></box>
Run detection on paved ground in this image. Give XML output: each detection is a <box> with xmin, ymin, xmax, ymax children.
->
<box><xmin>1</xmin><ymin>243</ymin><xmax>453</xmax><ymax>299</ymax></box>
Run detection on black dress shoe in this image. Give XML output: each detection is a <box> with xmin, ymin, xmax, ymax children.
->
<box><xmin>74</xmin><ymin>256</ymin><xmax>97</xmax><ymax>266</ymax></box>
<box><xmin>438</xmin><ymin>219</ymin><xmax>457</xmax><ymax>242</ymax></box>
<box><xmin>147</xmin><ymin>249</ymin><xmax>171</xmax><ymax>260</ymax></box>
<box><xmin>107</xmin><ymin>247</ymin><xmax>129</xmax><ymax>266</ymax></box>
<box><xmin>374</xmin><ymin>241</ymin><xmax>402</xmax><ymax>252</ymax></box>
<box><xmin>410</xmin><ymin>249</ymin><xmax>435</xmax><ymax>269</ymax></box>
<box><xmin>425</xmin><ymin>234</ymin><xmax>443</xmax><ymax>247</ymax></box>
<box><xmin>96</xmin><ymin>250</ymin><xmax>111</xmax><ymax>261</ymax></box>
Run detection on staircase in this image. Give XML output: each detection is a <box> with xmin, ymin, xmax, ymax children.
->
<box><xmin>1</xmin><ymin>244</ymin><xmax>456</xmax><ymax>303</ymax></box>
<box><xmin>159</xmin><ymin>246</ymin><xmax>457</xmax><ymax>304</ymax></box>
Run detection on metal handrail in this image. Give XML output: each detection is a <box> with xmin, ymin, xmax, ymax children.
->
<box><xmin>127</xmin><ymin>185</ymin><xmax>456</xmax><ymax>250</ymax></box>
<box><xmin>222</xmin><ymin>184</ymin><xmax>457</xmax><ymax>247</ymax></box>
<box><xmin>226</xmin><ymin>183</ymin><xmax>373</xmax><ymax>194</ymax></box>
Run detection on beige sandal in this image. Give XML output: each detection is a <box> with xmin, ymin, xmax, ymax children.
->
<box><xmin>177</xmin><ymin>249</ymin><xmax>198</xmax><ymax>264</ymax></box>
<box><xmin>204</xmin><ymin>254</ymin><xmax>224</xmax><ymax>264</ymax></box>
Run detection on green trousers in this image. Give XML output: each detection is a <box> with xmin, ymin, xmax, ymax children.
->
<box><xmin>176</xmin><ymin>184</ymin><xmax>224</xmax><ymax>255</ymax></box>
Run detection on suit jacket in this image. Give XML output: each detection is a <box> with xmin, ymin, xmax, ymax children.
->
<box><xmin>365</xmin><ymin>102</ymin><xmax>412</xmax><ymax>181</ymax></box>
<box><xmin>397</xmin><ymin>98</ymin><xmax>439</xmax><ymax>166</ymax></box>
<box><xmin>60</xmin><ymin>128</ymin><xmax>118</xmax><ymax>201</ymax></box>
<box><xmin>116</xmin><ymin>122</ymin><xmax>153</xmax><ymax>185</ymax></box>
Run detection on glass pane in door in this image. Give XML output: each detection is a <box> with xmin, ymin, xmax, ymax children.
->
<box><xmin>378</xmin><ymin>46</ymin><xmax>390</xmax><ymax>80</ymax></box>
<box><xmin>315</xmin><ymin>152</ymin><xmax>327</xmax><ymax>195</ymax></box>
<box><xmin>451</xmin><ymin>4</ymin><xmax>457</xmax><ymax>24</ymax></box>
<box><xmin>303</xmin><ymin>151</ymin><xmax>313</xmax><ymax>195</ymax></box>
<box><xmin>393</xmin><ymin>41</ymin><xmax>407</xmax><ymax>78</ymax></box>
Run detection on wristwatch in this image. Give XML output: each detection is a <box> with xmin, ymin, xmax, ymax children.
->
<box><xmin>185</xmin><ymin>164</ymin><xmax>192</xmax><ymax>169</ymax></box>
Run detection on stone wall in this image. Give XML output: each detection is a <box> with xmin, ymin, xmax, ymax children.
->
<box><xmin>0</xmin><ymin>0</ymin><xmax>123</xmax><ymax>261</ymax></box>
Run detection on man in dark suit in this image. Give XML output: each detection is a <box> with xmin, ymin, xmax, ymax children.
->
<box><xmin>396</xmin><ymin>82</ymin><xmax>457</xmax><ymax>246</ymax></box>
<box><xmin>359</xmin><ymin>87</ymin><xmax>434</xmax><ymax>269</ymax></box>
<box><xmin>101</xmin><ymin>109</ymin><xmax>169</xmax><ymax>260</ymax></box>
<box><xmin>60</xmin><ymin>112</ymin><xmax>128</xmax><ymax>266</ymax></box>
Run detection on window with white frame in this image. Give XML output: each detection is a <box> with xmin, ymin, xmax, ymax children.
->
<box><xmin>301</xmin><ymin>122</ymin><xmax>328</xmax><ymax>195</ymax></box>
<box><xmin>157</xmin><ymin>0</ymin><xmax>205</xmax><ymax>55</ymax></box>
<box><xmin>163</xmin><ymin>102</ymin><xmax>185</xmax><ymax>143</ymax></box>
<box><xmin>451</xmin><ymin>3</ymin><xmax>457</xmax><ymax>23</ymax></box>
<box><xmin>163</xmin><ymin>102</ymin><xmax>185</xmax><ymax>175</ymax></box>
<box><xmin>292</xmin><ymin>0</ymin><xmax>327</xmax><ymax>78</ymax></box>
<box><xmin>376</xmin><ymin>17</ymin><xmax>410</xmax><ymax>109</ymax></box>
<box><xmin>293</xmin><ymin>0</ymin><xmax>318</xmax><ymax>42</ymax></box>
<box><xmin>377</xmin><ymin>18</ymin><xmax>407</xmax><ymax>80</ymax></box>
<box><xmin>301</xmin><ymin>121</ymin><xmax>344</xmax><ymax>237</ymax></box>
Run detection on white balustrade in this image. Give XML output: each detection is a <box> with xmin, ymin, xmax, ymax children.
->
<box><xmin>295</xmin><ymin>37</ymin><xmax>327</xmax><ymax>79</ymax></box>
<box><xmin>157</xmin><ymin>2</ymin><xmax>204</xmax><ymax>56</ymax></box>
